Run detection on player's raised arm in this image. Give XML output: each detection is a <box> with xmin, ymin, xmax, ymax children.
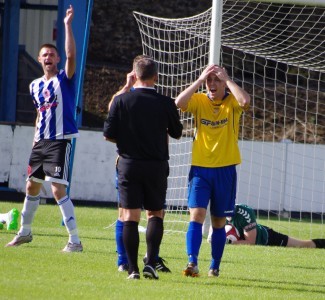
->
<box><xmin>108</xmin><ymin>70</ymin><xmax>136</xmax><ymax>111</ymax></box>
<box><xmin>64</xmin><ymin>5</ymin><xmax>76</xmax><ymax>79</ymax></box>
<box><xmin>175</xmin><ymin>65</ymin><xmax>216</xmax><ymax>110</ymax></box>
<box><xmin>215</xmin><ymin>65</ymin><xmax>251</xmax><ymax>110</ymax></box>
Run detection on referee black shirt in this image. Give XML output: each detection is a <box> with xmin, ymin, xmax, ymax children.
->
<box><xmin>103</xmin><ymin>88</ymin><xmax>183</xmax><ymax>161</ymax></box>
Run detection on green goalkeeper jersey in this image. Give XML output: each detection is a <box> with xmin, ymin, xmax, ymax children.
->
<box><xmin>229</xmin><ymin>204</ymin><xmax>268</xmax><ymax>245</ymax></box>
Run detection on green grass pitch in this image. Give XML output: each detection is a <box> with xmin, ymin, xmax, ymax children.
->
<box><xmin>0</xmin><ymin>201</ymin><xmax>324</xmax><ymax>299</ymax></box>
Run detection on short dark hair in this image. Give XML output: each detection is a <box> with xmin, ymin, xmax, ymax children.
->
<box><xmin>39</xmin><ymin>43</ymin><xmax>58</xmax><ymax>55</ymax></box>
<box><xmin>133</xmin><ymin>55</ymin><xmax>158</xmax><ymax>81</ymax></box>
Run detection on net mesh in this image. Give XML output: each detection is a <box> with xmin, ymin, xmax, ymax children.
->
<box><xmin>133</xmin><ymin>0</ymin><xmax>325</xmax><ymax>237</ymax></box>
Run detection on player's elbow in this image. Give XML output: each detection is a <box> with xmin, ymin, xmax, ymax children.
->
<box><xmin>175</xmin><ymin>97</ymin><xmax>187</xmax><ymax>111</ymax></box>
<box><xmin>241</xmin><ymin>95</ymin><xmax>251</xmax><ymax>111</ymax></box>
<box><xmin>244</xmin><ymin>94</ymin><xmax>251</xmax><ymax>105</ymax></box>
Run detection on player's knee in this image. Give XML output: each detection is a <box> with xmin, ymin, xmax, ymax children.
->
<box><xmin>26</xmin><ymin>180</ymin><xmax>42</xmax><ymax>196</ymax></box>
<box><xmin>51</xmin><ymin>183</ymin><xmax>67</xmax><ymax>201</ymax></box>
<box><xmin>211</xmin><ymin>216</ymin><xmax>226</xmax><ymax>229</ymax></box>
<box><xmin>147</xmin><ymin>209</ymin><xmax>164</xmax><ymax>219</ymax></box>
<box><xmin>189</xmin><ymin>208</ymin><xmax>206</xmax><ymax>223</ymax></box>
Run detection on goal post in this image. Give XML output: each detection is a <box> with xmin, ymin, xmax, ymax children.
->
<box><xmin>209</xmin><ymin>0</ymin><xmax>223</xmax><ymax>65</ymax></box>
<box><xmin>133</xmin><ymin>0</ymin><xmax>325</xmax><ymax>238</ymax></box>
<box><xmin>205</xmin><ymin>0</ymin><xmax>224</xmax><ymax>236</ymax></box>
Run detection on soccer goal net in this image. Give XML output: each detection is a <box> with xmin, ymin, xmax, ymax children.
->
<box><xmin>133</xmin><ymin>0</ymin><xmax>325</xmax><ymax>238</ymax></box>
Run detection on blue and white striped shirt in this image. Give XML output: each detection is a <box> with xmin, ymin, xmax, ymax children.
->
<box><xmin>29</xmin><ymin>70</ymin><xmax>79</xmax><ymax>142</ymax></box>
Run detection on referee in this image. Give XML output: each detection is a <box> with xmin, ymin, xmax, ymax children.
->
<box><xmin>103</xmin><ymin>55</ymin><xmax>183</xmax><ymax>280</ymax></box>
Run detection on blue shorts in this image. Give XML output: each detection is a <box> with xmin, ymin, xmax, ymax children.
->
<box><xmin>187</xmin><ymin>165</ymin><xmax>237</xmax><ymax>217</ymax></box>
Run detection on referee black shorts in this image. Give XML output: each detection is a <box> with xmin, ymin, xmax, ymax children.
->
<box><xmin>27</xmin><ymin>139</ymin><xmax>72</xmax><ymax>186</ymax></box>
<box><xmin>117</xmin><ymin>157</ymin><xmax>169</xmax><ymax>211</ymax></box>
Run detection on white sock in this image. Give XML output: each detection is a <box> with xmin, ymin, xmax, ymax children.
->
<box><xmin>19</xmin><ymin>194</ymin><xmax>40</xmax><ymax>236</ymax></box>
<box><xmin>58</xmin><ymin>196</ymin><xmax>80</xmax><ymax>244</ymax></box>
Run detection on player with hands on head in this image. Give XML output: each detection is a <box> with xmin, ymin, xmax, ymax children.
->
<box><xmin>225</xmin><ymin>203</ymin><xmax>325</xmax><ymax>248</ymax></box>
<box><xmin>175</xmin><ymin>64</ymin><xmax>250</xmax><ymax>277</ymax></box>
<box><xmin>107</xmin><ymin>68</ymin><xmax>138</xmax><ymax>272</ymax></box>
<box><xmin>6</xmin><ymin>5</ymin><xmax>82</xmax><ymax>252</ymax></box>
<box><xmin>104</xmin><ymin>55</ymin><xmax>182</xmax><ymax>280</ymax></box>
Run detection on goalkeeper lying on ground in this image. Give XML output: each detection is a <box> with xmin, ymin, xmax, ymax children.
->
<box><xmin>209</xmin><ymin>203</ymin><xmax>325</xmax><ymax>248</ymax></box>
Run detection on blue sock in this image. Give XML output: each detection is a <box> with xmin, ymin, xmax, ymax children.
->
<box><xmin>186</xmin><ymin>221</ymin><xmax>202</xmax><ymax>265</ymax></box>
<box><xmin>210</xmin><ymin>227</ymin><xmax>226</xmax><ymax>270</ymax></box>
<box><xmin>116</xmin><ymin>220</ymin><xmax>128</xmax><ymax>266</ymax></box>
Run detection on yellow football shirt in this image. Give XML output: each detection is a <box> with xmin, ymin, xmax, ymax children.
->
<box><xmin>184</xmin><ymin>92</ymin><xmax>243</xmax><ymax>168</ymax></box>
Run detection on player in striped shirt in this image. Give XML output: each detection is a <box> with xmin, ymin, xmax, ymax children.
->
<box><xmin>6</xmin><ymin>5</ymin><xmax>82</xmax><ymax>252</ymax></box>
